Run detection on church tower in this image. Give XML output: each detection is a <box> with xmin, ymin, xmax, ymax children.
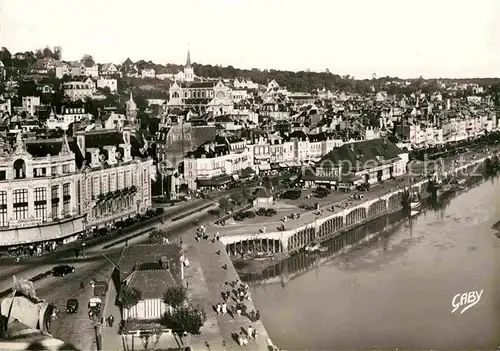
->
<box><xmin>183</xmin><ymin>49</ymin><xmax>194</xmax><ymax>82</ymax></box>
<box><xmin>126</xmin><ymin>91</ymin><xmax>138</xmax><ymax>127</ymax></box>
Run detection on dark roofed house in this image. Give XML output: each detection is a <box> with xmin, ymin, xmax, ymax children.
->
<box><xmin>119</xmin><ymin>244</ymin><xmax>185</xmax><ymax>320</ymax></box>
<box><xmin>307</xmin><ymin>138</ymin><xmax>408</xmax><ymax>187</ymax></box>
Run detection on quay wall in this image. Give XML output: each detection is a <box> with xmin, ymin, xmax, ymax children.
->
<box><xmin>221</xmin><ymin>156</ymin><xmax>491</xmax><ymax>255</ymax></box>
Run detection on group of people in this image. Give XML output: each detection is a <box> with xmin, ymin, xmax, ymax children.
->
<box><xmin>194</xmin><ymin>225</ymin><xmax>264</xmax><ymax>348</ymax></box>
<box><xmin>236</xmin><ymin>325</ymin><xmax>257</xmax><ymax>347</ymax></box>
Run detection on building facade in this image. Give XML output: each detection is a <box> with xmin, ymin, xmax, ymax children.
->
<box><xmin>0</xmin><ymin>134</ymin><xmax>84</xmax><ymax>247</ymax></box>
<box><xmin>74</xmin><ymin>128</ymin><xmax>155</xmax><ymax>229</ymax></box>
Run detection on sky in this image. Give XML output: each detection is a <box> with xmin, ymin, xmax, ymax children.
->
<box><xmin>1</xmin><ymin>0</ymin><xmax>499</xmax><ymax>79</ymax></box>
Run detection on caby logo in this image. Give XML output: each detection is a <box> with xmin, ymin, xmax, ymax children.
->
<box><xmin>451</xmin><ymin>289</ymin><xmax>483</xmax><ymax>314</ymax></box>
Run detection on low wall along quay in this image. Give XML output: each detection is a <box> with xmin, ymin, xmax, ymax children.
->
<box><xmin>219</xmin><ymin>155</ymin><xmax>490</xmax><ymax>256</ymax></box>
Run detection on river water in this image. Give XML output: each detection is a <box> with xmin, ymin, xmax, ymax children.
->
<box><xmin>250</xmin><ymin>177</ymin><xmax>500</xmax><ymax>350</ymax></box>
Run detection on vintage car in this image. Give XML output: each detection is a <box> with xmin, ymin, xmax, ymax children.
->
<box><xmin>52</xmin><ymin>264</ymin><xmax>75</xmax><ymax>277</ymax></box>
<box><xmin>66</xmin><ymin>298</ymin><xmax>79</xmax><ymax>314</ymax></box>
<box><xmin>88</xmin><ymin>297</ymin><xmax>102</xmax><ymax>320</ymax></box>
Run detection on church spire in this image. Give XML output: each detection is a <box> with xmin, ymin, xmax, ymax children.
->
<box><xmin>185</xmin><ymin>48</ymin><xmax>192</xmax><ymax>68</ymax></box>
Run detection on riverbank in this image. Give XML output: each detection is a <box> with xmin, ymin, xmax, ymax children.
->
<box><xmin>249</xmin><ymin>166</ymin><xmax>500</xmax><ymax>350</ymax></box>
<box><xmin>232</xmin><ymin>154</ymin><xmax>493</xmax><ymax>276</ymax></box>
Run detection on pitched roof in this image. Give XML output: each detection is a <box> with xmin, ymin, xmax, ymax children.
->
<box><xmin>26</xmin><ymin>139</ymin><xmax>64</xmax><ymax>157</ymax></box>
<box><xmin>126</xmin><ymin>269</ymin><xmax>179</xmax><ymax>299</ymax></box>
<box><xmin>317</xmin><ymin>139</ymin><xmax>403</xmax><ymax>170</ymax></box>
<box><xmin>119</xmin><ymin>244</ymin><xmax>183</xmax><ymax>281</ymax></box>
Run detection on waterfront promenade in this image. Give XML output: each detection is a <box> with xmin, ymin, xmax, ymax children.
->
<box><xmin>210</xmin><ymin>149</ymin><xmax>493</xmax><ymax>252</ymax></box>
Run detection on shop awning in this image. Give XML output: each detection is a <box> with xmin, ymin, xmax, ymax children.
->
<box><xmin>239</xmin><ymin>167</ymin><xmax>255</xmax><ymax>178</ymax></box>
<box><xmin>258</xmin><ymin>164</ymin><xmax>271</xmax><ymax>171</ymax></box>
<box><xmin>270</xmin><ymin>163</ymin><xmax>280</xmax><ymax>170</ymax></box>
<box><xmin>197</xmin><ymin>175</ymin><xmax>233</xmax><ymax>187</ymax></box>
<box><xmin>279</xmin><ymin>163</ymin><xmax>287</xmax><ymax>168</ymax></box>
<box><xmin>285</xmin><ymin>163</ymin><xmax>295</xmax><ymax>167</ymax></box>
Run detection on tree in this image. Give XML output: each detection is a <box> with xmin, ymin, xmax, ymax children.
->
<box><xmin>53</xmin><ymin>46</ymin><xmax>62</xmax><ymax>60</ymax></box>
<box><xmin>229</xmin><ymin>191</ymin><xmax>243</xmax><ymax>205</ymax></box>
<box><xmin>218</xmin><ymin>197</ymin><xmax>231</xmax><ymax>212</ymax></box>
<box><xmin>81</xmin><ymin>54</ymin><xmax>95</xmax><ymax>66</ymax></box>
<box><xmin>42</xmin><ymin>46</ymin><xmax>53</xmax><ymax>59</ymax></box>
<box><xmin>119</xmin><ymin>285</ymin><xmax>142</xmax><ymax>309</ymax></box>
<box><xmin>160</xmin><ymin>307</ymin><xmax>204</xmax><ymax>335</ymax></box>
<box><xmin>163</xmin><ymin>286</ymin><xmax>187</xmax><ymax>309</ymax></box>
<box><xmin>149</xmin><ymin>229</ymin><xmax>168</xmax><ymax>244</ymax></box>
<box><xmin>18</xmin><ymin>80</ymin><xmax>39</xmax><ymax>97</ymax></box>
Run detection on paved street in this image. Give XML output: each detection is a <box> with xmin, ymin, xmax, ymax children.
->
<box><xmin>0</xmin><ymin>200</ymin><xmax>215</xmax><ymax>350</ymax></box>
<box><xmin>1</xmin><ymin>147</ymin><xmax>494</xmax><ymax>350</ymax></box>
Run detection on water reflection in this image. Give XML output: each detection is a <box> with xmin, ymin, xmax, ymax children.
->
<box><xmin>250</xmin><ymin>174</ymin><xmax>500</xmax><ymax>350</ymax></box>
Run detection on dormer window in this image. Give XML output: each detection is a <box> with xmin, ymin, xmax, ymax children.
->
<box><xmin>13</xmin><ymin>159</ymin><xmax>26</xmax><ymax>179</ymax></box>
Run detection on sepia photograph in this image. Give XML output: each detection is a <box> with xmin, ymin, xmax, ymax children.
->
<box><xmin>0</xmin><ymin>0</ymin><xmax>499</xmax><ymax>350</ymax></box>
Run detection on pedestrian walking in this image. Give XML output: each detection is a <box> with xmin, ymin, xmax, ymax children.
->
<box><xmin>80</xmin><ymin>281</ymin><xmax>85</xmax><ymax>292</ymax></box>
<box><xmin>221</xmin><ymin>302</ymin><xmax>227</xmax><ymax>315</ymax></box>
<box><xmin>216</xmin><ymin>303</ymin><xmax>221</xmax><ymax>315</ymax></box>
<box><xmin>108</xmin><ymin>314</ymin><xmax>114</xmax><ymax>327</ymax></box>
<box><xmin>256</xmin><ymin>310</ymin><xmax>261</xmax><ymax>321</ymax></box>
<box><xmin>248</xmin><ymin>326</ymin><xmax>254</xmax><ymax>339</ymax></box>
<box><xmin>75</xmin><ymin>248</ymin><xmax>79</xmax><ymax>258</ymax></box>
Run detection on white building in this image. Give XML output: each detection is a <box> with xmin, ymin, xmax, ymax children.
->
<box><xmin>46</xmin><ymin>106</ymin><xmax>93</xmax><ymax>131</ymax></box>
<box><xmin>74</xmin><ymin>127</ymin><xmax>155</xmax><ymax>229</ymax></box>
<box><xmin>183</xmin><ymin>136</ymin><xmax>252</xmax><ymax>190</ymax></box>
<box><xmin>0</xmin><ymin>133</ymin><xmax>84</xmax><ymax>247</ymax></box>
<box><xmin>141</xmin><ymin>68</ymin><xmax>156</xmax><ymax>79</ymax></box>
<box><xmin>100</xmin><ymin>63</ymin><xmax>119</xmax><ymax>76</ymax></box>
<box><xmin>96</xmin><ymin>77</ymin><xmax>118</xmax><ymax>93</ymax></box>
<box><xmin>63</xmin><ymin>78</ymin><xmax>96</xmax><ymax>101</ymax></box>
<box><xmin>22</xmin><ymin>96</ymin><xmax>41</xmax><ymax>116</ymax></box>
<box><xmin>233</xmin><ymin>78</ymin><xmax>258</xmax><ymax>90</ymax></box>
<box><xmin>55</xmin><ymin>62</ymin><xmax>99</xmax><ymax>78</ymax></box>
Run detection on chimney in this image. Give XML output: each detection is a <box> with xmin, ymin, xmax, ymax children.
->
<box><xmin>104</xmin><ymin>146</ymin><xmax>117</xmax><ymax>165</ymax></box>
<box><xmin>86</xmin><ymin>148</ymin><xmax>101</xmax><ymax>168</ymax></box>
<box><xmin>122</xmin><ymin>127</ymin><xmax>131</xmax><ymax>145</ymax></box>
<box><xmin>76</xmin><ymin>131</ymin><xmax>85</xmax><ymax>155</ymax></box>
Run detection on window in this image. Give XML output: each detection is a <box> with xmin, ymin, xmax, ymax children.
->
<box><xmin>63</xmin><ymin>183</ymin><xmax>70</xmax><ymax>215</ymax></box>
<box><xmin>93</xmin><ymin>177</ymin><xmax>99</xmax><ymax>197</ymax></box>
<box><xmin>13</xmin><ymin>159</ymin><xmax>26</xmax><ymax>179</ymax></box>
<box><xmin>126</xmin><ymin>170</ymin><xmax>131</xmax><ymax>187</ymax></box>
<box><xmin>13</xmin><ymin>189</ymin><xmax>28</xmax><ymax>220</ymax></box>
<box><xmin>110</xmin><ymin>173</ymin><xmax>116</xmax><ymax>192</ymax></box>
<box><xmin>103</xmin><ymin>175</ymin><xmax>108</xmax><ymax>193</ymax></box>
<box><xmin>34</xmin><ymin>187</ymin><xmax>47</xmax><ymax>220</ymax></box>
<box><xmin>143</xmin><ymin>169</ymin><xmax>147</xmax><ymax>184</ymax></box>
<box><xmin>34</xmin><ymin>168</ymin><xmax>46</xmax><ymax>177</ymax></box>
<box><xmin>51</xmin><ymin>166</ymin><xmax>57</xmax><ymax>176</ymax></box>
<box><xmin>51</xmin><ymin>185</ymin><xmax>59</xmax><ymax>218</ymax></box>
<box><xmin>0</xmin><ymin>191</ymin><xmax>7</xmax><ymax>227</ymax></box>
<box><xmin>63</xmin><ymin>164</ymin><xmax>70</xmax><ymax>174</ymax></box>
<box><xmin>0</xmin><ymin>170</ymin><xmax>5</xmax><ymax>180</ymax></box>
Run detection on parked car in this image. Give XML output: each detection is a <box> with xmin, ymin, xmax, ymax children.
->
<box><xmin>280</xmin><ymin>190</ymin><xmax>301</xmax><ymax>200</ymax></box>
<box><xmin>124</xmin><ymin>217</ymin><xmax>136</xmax><ymax>226</ymax></box>
<box><xmin>243</xmin><ymin>211</ymin><xmax>256</xmax><ymax>218</ymax></box>
<box><xmin>256</xmin><ymin>208</ymin><xmax>267</xmax><ymax>216</ymax></box>
<box><xmin>356</xmin><ymin>183</ymin><xmax>370</xmax><ymax>192</ymax></box>
<box><xmin>233</xmin><ymin>213</ymin><xmax>245</xmax><ymax>221</ymax></box>
<box><xmin>66</xmin><ymin>299</ymin><xmax>79</xmax><ymax>314</ymax></box>
<box><xmin>315</xmin><ymin>187</ymin><xmax>331</xmax><ymax>195</ymax></box>
<box><xmin>93</xmin><ymin>281</ymin><xmax>108</xmax><ymax>296</ymax></box>
<box><xmin>52</xmin><ymin>264</ymin><xmax>75</xmax><ymax>277</ymax></box>
<box><xmin>265</xmin><ymin>208</ymin><xmax>277</xmax><ymax>216</ymax></box>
